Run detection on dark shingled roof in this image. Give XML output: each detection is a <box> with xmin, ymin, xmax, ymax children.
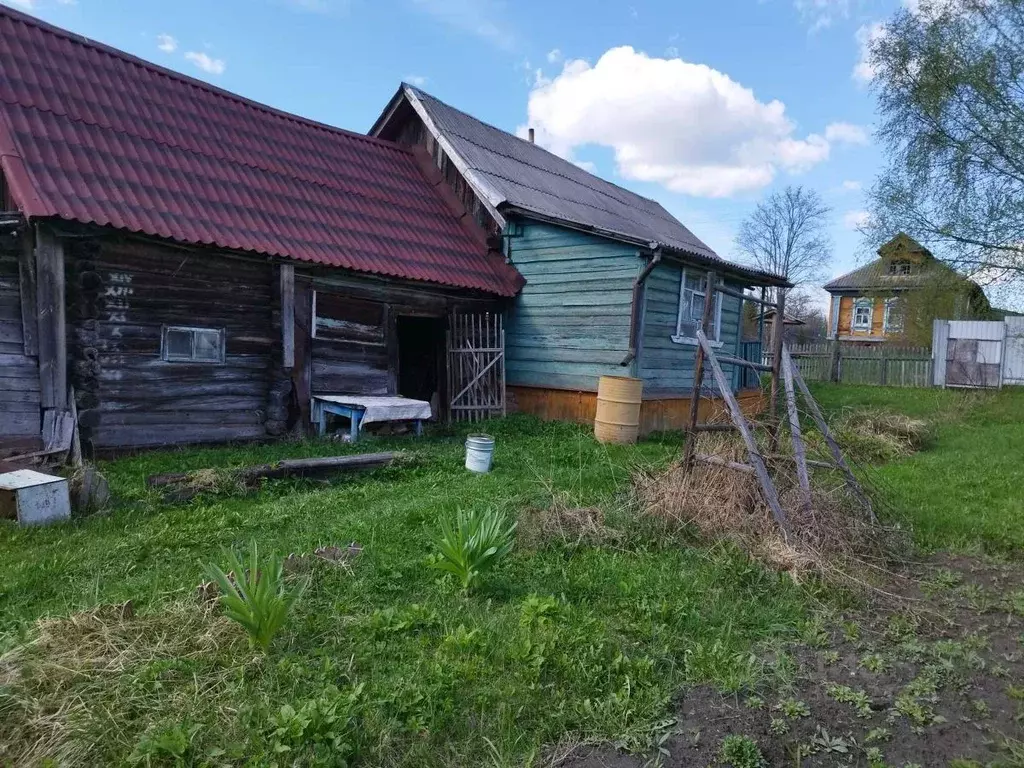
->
<box><xmin>372</xmin><ymin>84</ymin><xmax>789</xmax><ymax>287</ymax></box>
<box><xmin>823</xmin><ymin>261</ymin><xmax>937</xmax><ymax>292</ymax></box>
<box><xmin>0</xmin><ymin>6</ymin><xmax>523</xmax><ymax>297</ymax></box>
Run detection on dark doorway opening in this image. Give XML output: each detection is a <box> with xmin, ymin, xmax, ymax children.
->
<box><xmin>396</xmin><ymin>316</ymin><xmax>445</xmax><ymax>416</ymax></box>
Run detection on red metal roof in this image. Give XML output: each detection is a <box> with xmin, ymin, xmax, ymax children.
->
<box><xmin>0</xmin><ymin>7</ymin><xmax>523</xmax><ymax>297</ymax></box>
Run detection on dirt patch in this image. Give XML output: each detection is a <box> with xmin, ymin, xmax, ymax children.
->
<box><xmin>560</xmin><ymin>555</ymin><xmax>1024</xmax><ymax>767</ymax></box>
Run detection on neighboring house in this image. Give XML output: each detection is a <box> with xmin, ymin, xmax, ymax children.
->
<box><xmin>824</xmin><ymin>233</ymin><xmax>990</xmax><ymax>346</ymax></box>
<box><xmin>371</xmin><ymin>84</ymin><xmax>788</xmax><ymax>433</ymax></box>
<box><xmin>0</xmin><ymin>8</ymin><xmax>521</xmax><ymax>455</ymax></box>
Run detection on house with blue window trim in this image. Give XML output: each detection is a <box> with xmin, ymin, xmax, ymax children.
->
<box><xmin>371</xmin><ymin>84</ymin><xmax>790</xmax><ymax>433</ymax></box>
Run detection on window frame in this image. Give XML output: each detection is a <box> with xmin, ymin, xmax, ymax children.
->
<box><xmin>883</xmin><ymin>297</ymin><xmax>903</xmax><ymax>333</ymax></box>
<box><xmin>852</xmin><ymin>298</ymin><xmax>874</xmax><ymax>331</ymax></box>
<box><xmin>888</xmin><ymin>259</ymin><xmax>912</xmax><ymax>276</ymax></box>
<box><xmin>671</xmin><ymin>267</ymin><xmax>723</xmax><ymax>348</ymax></box>
<box><xmin>161</xmin><ymin>325</ymin><xmax>226</xmax><ymax>364</ymax></box>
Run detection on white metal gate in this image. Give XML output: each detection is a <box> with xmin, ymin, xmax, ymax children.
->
<box><xmin>447</xmin><ymin>312</ymin><xmax>505</xmax><ymax>422</ymax></box>
<box><xmin>1004</xmin><ymin>316</ymin><xmax>1024</xmax><ymax>386</ymax></box>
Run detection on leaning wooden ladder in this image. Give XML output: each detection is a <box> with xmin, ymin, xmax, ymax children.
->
<box><xmin>680</xmin><ymin>276</ymin><xmax>873</xmax><ymax>540</ymax></box>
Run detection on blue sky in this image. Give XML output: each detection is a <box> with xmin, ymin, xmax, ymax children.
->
<box><xmin>8</xmin><ymin>0</ymin><xmax>905</xmax><ymax>307</ymax></box>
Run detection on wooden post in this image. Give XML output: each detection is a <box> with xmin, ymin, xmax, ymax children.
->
<box><xmin>879</xmin><ymin>344</ymin><xmax>888</xmax><ymax>387</ymax></box>
<box><xmin>781</xmin><ymin>350</ymin><xmax>812</xmax><ymax>515</ymax></box>
<box><xmin>767</xmin><ymin>288</ymin><xmax>786</xmax><ymax>452</ymax></box>
<box><xmin>35</xmin><ymin>225</ymin><xmax>66</xmax><ymax>411</ymax></box>
<box><xmin>682</xmin><ymin>270</ymin><xmax>718</xmax><ymax>469</ymax></box>
<box><xmin>787</xmin><ymin>348</ymin><xmax>875</xmax><ymax>522</ymax></box>
<box><xmin>280</xmin><ymin>263</ymin><xmax>295</xmax><ymax>370</ymax></box>
<box><xmin>829</xmin><ymin>338</ymin><xmax>841</xmax><ymax>383</ymax></box>
<box><xmin>698</xmin><ymin>330</ymin><xmax>790</xmax><ymax>538</ymax></box>
<box><xmin>292</xmin><ymin>281</ymin><xmax>313</xmax><ymax>431</ymax></box>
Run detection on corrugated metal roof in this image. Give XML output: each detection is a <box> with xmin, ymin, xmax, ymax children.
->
<box><xmin>376</xmin><ymin>85</ymin><xmax>787</xmax><ymax>286</ymax></box>
<box><xmin>0</xmin><ymin>7</ymin><xmax>523</xmax><ymax>297</ymax></box>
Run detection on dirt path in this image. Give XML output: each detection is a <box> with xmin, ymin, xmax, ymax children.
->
<box><xmin>563</xmin><ymin>556</ymin><xmax>1024</xmax><ymax>767</ymax></box>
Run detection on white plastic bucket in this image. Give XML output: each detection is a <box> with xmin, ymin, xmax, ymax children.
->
<box><xmin>465</xmin><ymin>434</ymin><xmax>495</xmax><ymax>473</ymax></box>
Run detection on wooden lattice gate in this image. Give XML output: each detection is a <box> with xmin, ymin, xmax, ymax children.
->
<box><xmin>447</xmin><ymin>312</ymin><xmax>505</xmax><ymax>423</ymax></box>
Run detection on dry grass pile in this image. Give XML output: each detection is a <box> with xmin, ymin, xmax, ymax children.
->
<box><xmin>518</xmin><ymin>492</ymin><xmax>624</xmax><ymax>550</ymax></box>
<box><xmin>813</xmin><ymin>408</ymin><xmax>929</xmax><ymax>464</ymax></box>
<box><xmin>0</xmin><ymin>602</ymin><xmax>241</xmax><ymax>766</ymax></box>
<box><xmin>632</xmin><ymin>434</ymin><xmax>909</xmax><ymax>583</ymax></box>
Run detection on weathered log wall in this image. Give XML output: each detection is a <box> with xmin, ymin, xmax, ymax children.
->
<box><xmin>312</xmin><ymin>292</ymin><xmax>393</xmax><ymax>396</ymax></box>
<box><xmin>69</xmin><ymin>238</ymin><xmax>274</xmax><ymax>451</ymax></box>
<box><xmin>0</xmin><ymin>236</ymin><xmax>40</xmax><ymax>449</ymax></box>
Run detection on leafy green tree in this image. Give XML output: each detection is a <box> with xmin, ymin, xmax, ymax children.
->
<box><xmin>866</xmin><ymin>0</ymin><xmax>1024</xmax><ymax>289</ymax></box>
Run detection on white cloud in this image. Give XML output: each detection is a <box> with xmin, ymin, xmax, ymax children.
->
<box><xmin>841</xmin><ymin>179</ymin><xmax>862</xmax><ymax>191</ymax></box>
<box><xmin>546</xmin><ymin>48</ymin><xmax>562</xmax><ymax>63</ymax></box>
<box><xmin>795</xmin><ymin>0</ymin><xmax>850</xmax><ymax>31</ymax></box>
<box><xmin>184</xmin><ymin>51</ymin><xmax>226</xmax><ymax>75</ymax></box>
<box><xmin>573</xmin><ymin>160</ymin><xmax>597</xmax><ymax>173</ymax></box>
<box><xmin>824</xmin><ymin>121</ymin><xmax>868</xmax><ymax>145</ymax></box>
<box><xmin>843</xmin><ymin>209</ymin><xmax>871</xmax><ymax>230</ymax></box>
<box><xmin>156</xmin><ymin>34</ymin><xmax>178</xmax><ymax>53</ymax></box>
<box><xmin>520</xmin><ymin>46</ymin><xmax>837</xmax><ymax>198</ymax></box>
<box><xmin>853</xmin><ymin>21</ymin><xmax>886</xmax><ymax>84</ymax></box>
<box><xmin>411</xmin><ymin>0</ymin><xmax>513</xmax><ymax>50</ymax></box>
<box><xmin>405</xmin><ymin>74</ymin><xmax>428</xmax><ymax>87</ymax></box>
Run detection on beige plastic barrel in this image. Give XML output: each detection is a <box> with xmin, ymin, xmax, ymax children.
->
<box><xmin>594</xmin><ymin>376</ymin><xmax>643</xmax><ymax>444</ymax></box>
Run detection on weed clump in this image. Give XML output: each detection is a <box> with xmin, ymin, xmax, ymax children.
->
<box><xmin>811</xmin><ymin>408</ymin><xmax>929</xmax><ymax>464</ymax></box>
<box><xmin>518</xmin><ymin>492</ymin><xmax>622</xmax><ymax>550</ymax></box>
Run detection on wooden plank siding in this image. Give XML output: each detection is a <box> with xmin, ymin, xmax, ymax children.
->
<box><xmin>637</xmin><ymin>260</ymin><xmax>746</xmax><ymax>396</ymax></box>
<box><xmin>71</xmin><ymin>238</ymin><xmax>275</xmax><ymax>450</ymax></box>
<box><xmin>834</xmin><ymin>295</ymin><xmax>888</xmax><ymax>340</ymax></box>
<box><xmin>312</xmin><ymin>292</ymin><xmax>392</xmax><ymax>396</ymax></box>
<box><xmin>504</xmin><ymin>221</ymin><xmax>639</xmax><ymax>391</ymax></box>
<box><xmin>0</xmin><ymin>245</ymin><xmax>41</xmax><ymax>446</ymax></box>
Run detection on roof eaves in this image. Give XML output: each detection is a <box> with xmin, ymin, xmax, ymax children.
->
<box><xmin>505</xmin><ymin>203</ymin><xmax>790</xmax><ymax>287</ymax></box>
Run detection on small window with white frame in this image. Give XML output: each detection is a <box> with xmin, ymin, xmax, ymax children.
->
<box><xmin>161</xmin><ymin>326</ymin><xmax>225</xmax><ymax>363</ymax></box>
<box><xmin>883</xmin><ymin>297</ymin><xmax>903</xmax><ymax>333</ymax></box>
<box><xmin>852</xmin><ymin>298</ymin><xmax>873</xmax><ymax>331</ymax></box>
<box><xmin>888</xmin><ymin>259</ymin><xmax>912</xmax><ymax>276</ymax></box>
<box><xmin>672</xmin><ymin>268</ymin><xmax>720</xmax><ymax>345</ymax></box>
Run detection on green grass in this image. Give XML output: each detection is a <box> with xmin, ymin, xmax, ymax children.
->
<box><xmin>0</xmin><ymin>417</ymin><xmax>808</xmax><ymax>766</ymax></box>
<box><xmin>810</xmin><ymin>383</ymin><xmax>1024</xmax><ymax>553</ymax></box>
<box><xmin>3</xmin><ymin>384</ymin><xmax>1022</xmax><ymax>765</ymax></box>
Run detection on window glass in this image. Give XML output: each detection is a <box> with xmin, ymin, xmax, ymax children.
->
<box><xmin>164</xmin><ymin>328</ymin><xmax>194</xmax><ymax>359</ymax></box>
<box><xmin>676</xmin><ymin>269</ymin><xmax>718</xmax><ymax>341</ymax></box>
<box><xmin>853</xmin><ymin>300</ymin><xmax>873</xmax><ymax>329</ymax></box>
<box><xmin>193</xmin><ymin>330</ymin><xmax>222</xmax><ymax>361</ymax></box>
<box><xmin>162</xmin><ymin>326</ymin><xmax>224</xmax><ymax>363</ymax></box>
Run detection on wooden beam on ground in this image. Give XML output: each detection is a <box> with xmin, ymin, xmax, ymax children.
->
<box><xmin>781</xmin><ymin>349</ymin><xmax>812</xmax><ymax>515</ymax></box>
<box><xmin>695</xmin><ymin>453</ymin><xmax>754</xmax><ymax>474</ymax></box>
<box><xmin>786</xmin><ymin>347</ymin><xmax>876</xmax><ymax>522</ymax></box>
<box><xmin>768</xmin><ymin>454</ymin><xmax>834</xmax><ymax>470</ymax></box>
<box><xmin>692</xmin><ymin>423</ymin><xmax>737</xmax><ymax>433</ymax></box>
<box><xmin>682</xmin><ymin>270</ymin><xmax>718</xmax><ymax>469</ymax></box>
<box><xmin>697</xmin><ymin>330</ymin><xmax>790</xmax><ymax>538</ymax></box>
<box><xmin>147</xmin><ymin>451</ymin><xmax>402</xmax><ymax>488</ymax></box>
<box><xmin>280</xmin><ymin>263</ymin><xmax>295</xmax><ymax>370</ymax></box>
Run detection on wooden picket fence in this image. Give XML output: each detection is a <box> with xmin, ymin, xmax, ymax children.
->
<box><xmin>775</xmin><ymin>342</ymin><xmax>933</xmax><ymax>388</ymax></box>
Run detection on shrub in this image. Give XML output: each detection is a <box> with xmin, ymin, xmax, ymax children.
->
<box><xmin>430</xmin><ymin>507</ymin><xmax>516</xmax><ymax>592</ymax></box>
<box><xmin>204</xmin><ymin>539</ymin><xmax>301</xmax><ymax>653</ymax></box>
<box><xmin>719</xmin><ymin>734</ymin><xmax>766</xmax><ymax>768</ymax></box>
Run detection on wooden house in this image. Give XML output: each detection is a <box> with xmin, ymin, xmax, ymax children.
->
<box><xmin>824</xmin><ymin>233</ymin><xmax>990</xmax><ymax>346</ymax></box>
<box><xmin>0</xmin><ymin>8</ymin><xmax>521</xmax><ymax>456</ymax></box>
<box><xmin>371</xmin><ymin>85</ymin><xmax>789</xmax><ymax>433</ymax></box>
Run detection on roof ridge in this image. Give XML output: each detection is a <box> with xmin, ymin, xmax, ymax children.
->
<box><xmin>0</xmin><ymin>98</ymin><xmax>439</xmax><ymax>216</ymax></box>
<box><xmin>410</xmin><ymin>86</ymin><xmax>678</xmax><ymax>220</ymax></box>
<box><xmin>0</xmin><ymin>4</ymin><xmax>403</xmax><ymax>151</ymax></box>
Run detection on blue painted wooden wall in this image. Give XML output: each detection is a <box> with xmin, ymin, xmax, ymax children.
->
<box><xmin>637</xmin><ymin>261</ymin><xmax>745</xmax><ymax>395</ymax></box>
<box><xmin>505</xmin><ymin>218</ymin><xmax>749</xmax><ymax>394</ymax></box>
<box><xmin>504</xmin><ymin>221</ymin><xmax>639</xmax><ymax>391</ymax></box>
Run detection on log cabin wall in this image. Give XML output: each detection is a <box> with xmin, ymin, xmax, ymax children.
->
<box><xmin>312</xmin><ymin>292</ymin><xmax>392</xmax><ymax>396</ymax></box>
<box><xmin>69</xmin><ymin>236</ymin><xmax>275</xmax><ymax>452</ymax></box>
<box><xmin>0</xmin><ymin>232</ymin><xmax>41</xmax><ymax>452</ymax></box>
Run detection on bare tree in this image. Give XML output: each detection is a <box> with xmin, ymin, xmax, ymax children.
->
<box><xmin>735</xmin><ymin>186</ymin><xmax>834</xmax><ymax>301</ymax></box>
